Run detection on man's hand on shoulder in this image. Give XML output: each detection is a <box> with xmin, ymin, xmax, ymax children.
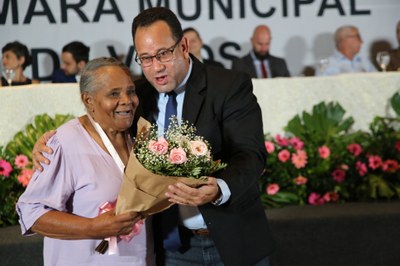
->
<box><xmin>32</xmin><ymin>130</ymin><xmax>56</xmax><ymax>172</ymax></box>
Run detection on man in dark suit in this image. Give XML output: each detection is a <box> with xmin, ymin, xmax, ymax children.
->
<box><xmin>51</xmin><ymin>41</ymin><xmax>90</xmax><ymax>83</ymax></box>
<box><xmin>183</xmin><ymin>27</ymin><xmax>225</xmax><ymax>68</ymax></box>
<box><xmin>231</xmin><ymin>25</ymin><xmax>290</xmax><ymax>78</ymax></box>
<box><xmin>133</xmin><ymin>7</ymin><xmax>274</xmax><ymax>266</ymax></box>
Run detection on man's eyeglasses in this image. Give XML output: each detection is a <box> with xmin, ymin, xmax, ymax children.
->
<box><xmin>135</xmin><ymin>40</ymin><xmax>180</xmax><ymax>67</ymax></box>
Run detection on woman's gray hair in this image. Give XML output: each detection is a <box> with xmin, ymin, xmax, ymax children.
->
<box><xmin>79</xmin><ymin>57</ymin><xmax>133</xmax><ymax>94</ymax></box>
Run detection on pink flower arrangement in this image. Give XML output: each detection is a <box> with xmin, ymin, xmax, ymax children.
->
<box><xmin>14</xmin><ymin>154</ymin><xmax>30</xmax><ymax>168</ymax></box>
<box><xmin>294</xmin><ymin>176</ymin><xmax>308</xmax><ymax>185</ymax></box>
<box><xmin>368</xmin><ymin>155</ymin><xmax>383</xmax><ymax>170</ymax></box>
<box><xmin>0</xmin><ymin>159</ymin><xmax>12</xmax><ymax>177</ymax></box>
<box><xmin>347</xmin><ymin>143</ymin><xmax>362</xmax><ymax>157</ymax></box>
<box><xmin>278</xmin><ymin>150</ymin><xmax>290</xmax><ymax>162</ymax></box>
<box><xmin>17</xmin><ymin>169</ymin><xmax>34</xmax><ymax>187</ymax></box>
<box><xmin>355</xmin><ymin>161</ymin><xmax>368</xmax><ymax>176</ymax></box>
<box><xmin>169</xmin><ymin>147</ymin><xmax>188</xmax><ymax>164</ymax></box>
<box><xmin>266</xmin><ymin>184</ymin><xmax>280</xmax><ymax>195</ymax></box>
<box><xmin>264</xmin><ymin>141</ymin><xmax>275</xmax><ymax>154</ymax></box>
<box><xmin>148</xmin><ymin>137</ymin><xmax>169</xmax><ymax>155</ymax></box>
<box><xmin>318</xmin><ymin>146</ymin><xmax>330</xmax><ymax>159</ymax></box>
<box><xmin>291</xmin><ymin>150</ymin><xmax>308</xmax><ymax>169</ymax></box>
<box><xmin>134</xmin><ymin>117</ymin><xmax>226</xmax><ymax>178</ymax></box>
<box><xmin>331</xmin><ymin>169</ymin><xmax>346</xmax><ymax>183</ymax></box>
<box><xmin>260</xmin><ymin>99</ymin><xmax>400</xmax><ymax>208</ymax></box>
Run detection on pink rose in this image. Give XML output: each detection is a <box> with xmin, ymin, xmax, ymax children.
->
<box><xmin>382</xmin><ymin>159</ymin><xmax>399</xmax><ymax>173</ymax></box>
<box><xmin>17</xmin><ymin>169</ymin><xmax>34</xmax><ymax>187</ymax></box>
<box><xmin>368</xmin><ymin>155</ymin><xmax>382</xmax><ymax>170</ymax></box>
<box><xmin>355</xmin><ymin>161</ymin><xmax>367</xmax><ymax>176</ymax></box>
<box><xmin>278</xmin><ymin>150</ymin><xmax>290</xmax><ymax>162</ymax></box>
<box><xmin>347</xmin><ymin>143</ymin><xmax>362</xmax><ymax>157</ymax></box>
<box><xmin>318</xmin><ymin>145</ymin><xmax>330</xmax><ymax>159</ymax></box>
<box><xmin>289</xmin><ymin>137</ymin><xmax>304</xmax><ymax>150</ymax></box>
<box><xmin>169</xmin><ymin>148</ymin><xmax>188</xmax><ymax>164</ymax></box>
<box><xmin>190</xmin><ymin>140</ymin><xmax>208</xmax><ymax>156</ymax></box>
<box><xmin>323</xmin><ymin>192</ymin><xmax>339</xmax><ymax>202</ymax></box>
<box><xmin>308</xmin><ymin>192</ymin><xmax>324</xmax><ymax>205</ymax></box>
<box><xmin>294</xmin><ymin>175</ymin><xmax>308</xmax><ymax>185</ymax></box>
<box><xmin>14</xmin><ymin>155</ymin><xmax>29</xmax><ymax>168</ymax></box>
<box><xmin>331</xmin><ymin>169</ymin><xmax>346</xmax><ymax>183</ymax></box>
<box><xmin>275</xmin><ymin>134</ymin><xmax>289</xmax><ymax>146</ymax></box>
<box><xmin>148</xmin><ymin>137</ymin><xmax>169</xmax><ymax>155</ymax></box>
<box><xmin>264</xmin><ymin>141</ymin><xmax>275</xmax><ymax>153</ymax></box>
<box><xmin>266</xmin><ymin>183</ymin><xmax>280</xmax><ymax>195</ymax></box>
<box><xmin>291</xmin><ymin>150</ymin><xmax>308</xmax><ymax>169</ymax></box>
<box><xmin>0</xmin><ymin>159</ymin><xmax>12</xmax><ymax>177</ymax></box>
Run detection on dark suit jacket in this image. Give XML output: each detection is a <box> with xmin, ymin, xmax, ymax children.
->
<box><xmin>51</xmin><ymin>69</ymin><xmax>77</xmax><ymax>83</ymax></box>
<box><xmin>203</xmin><ymin>58</ymin><xmax>225</xmax><ymax>68</ymax></box>
<box><xmin>231</xmin><ymin>53</ymin><xmax>290</xmax><ymax>78</ymax></box>
<box><xmin>134</xmin><ymin>56</ymin><xmax>275</xmax><ymax>266</ymax></box>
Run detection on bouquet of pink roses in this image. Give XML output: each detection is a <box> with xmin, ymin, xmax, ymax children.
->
<box><xmin>115</xmin><ymin>117</ymin><xmax>226</xmax><ymax>216</ymax></box>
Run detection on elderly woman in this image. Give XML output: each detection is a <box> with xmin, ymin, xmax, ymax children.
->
<box><xmin>16</xmin><ymin>57</ymin><xmax>151</xmax><ymax>265</ymax></box>
<box><xmin>1</xmin><ymin>41</ymin><xmax>39</xmax><ymax>86</ymax></box>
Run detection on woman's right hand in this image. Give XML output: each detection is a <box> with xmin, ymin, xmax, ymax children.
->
<box><xmin>92</xmin><ymin>210</ymin><xmax>142</xmax><ymax>238</ymax></box>
<box><xmin>32</xmin><ymin>130</ymin><xmax>56</xmax><ymax>172</ymax></box>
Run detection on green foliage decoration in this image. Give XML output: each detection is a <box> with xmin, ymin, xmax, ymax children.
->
<box><xmin>0</xmin><ymin>113</ymin><xmax>74</xmax><ymax>227</ymax></box>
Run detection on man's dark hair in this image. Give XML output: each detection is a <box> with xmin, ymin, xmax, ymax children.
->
<box><xmin>62</xmin><ymin>41</ymin><xmax>90</xmax><ymax>63</ymax></box>
<box><xmin>132</xmin><ymin>7</ymin><xmax>183</xmax><ymax>44</ymax></box>
<box><xmin>2</xmin><ymin>41</ymin><xmax>32</xmax><ymax>70</ymax></box>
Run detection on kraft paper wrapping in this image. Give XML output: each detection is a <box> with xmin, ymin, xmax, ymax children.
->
<box><xmin>115</xmin><ymin>117</ymin><xmax>207</xmax><ymax>216</ymax></box>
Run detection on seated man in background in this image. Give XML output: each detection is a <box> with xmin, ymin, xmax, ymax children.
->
<box><xmin>231</xmin><ymin>24</ymin><xmax>290</xmax><ymax>78</ymax></box>
<box><xmin>387</xmin><ymin>20</ymin><xmax>400</xmax><ymax>71</ymax></box>
<box><xmin>183</xmin><ymin>27</ymin><xmax>225</xmax><ymax>68</ymax></box>
<box><xmin>51</xmin><ymin>41</ymin><xmax>90</xmax><ymax>83</ymax></box>
<box><xmin>316</xmin><ymin>25</ymin><xmax>376</xmax><ymax>76</ymax></box>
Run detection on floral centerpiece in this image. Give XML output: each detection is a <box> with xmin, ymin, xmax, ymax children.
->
<box><xmin>0</xmin><ymin>113</ymin><xmax>74</xmax><ymax>227</ymax></box>
<box><xmin>260</xmin><ymin>98</ymin><xmax>400</xmax><ymax>208</ymax></box>
<box><xmin>0</xmin><ymin>148</ymin><xmax>33</xmax><ymax>227</ymax></box>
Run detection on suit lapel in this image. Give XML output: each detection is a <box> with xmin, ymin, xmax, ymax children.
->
<box><xmin>182</xmin><ymin>56</ymin><xmax>206</xmax><ymax>125</ymax></box>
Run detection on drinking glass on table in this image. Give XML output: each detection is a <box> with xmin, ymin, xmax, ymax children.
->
<box><xmin>4</xmin><ymin>68</ymin><xmax>15</xmax><ymax>86</ymax></box>
<box><xmin>376</xmin><ymin>51</ymin><xmax>390</xmax><ymax>72</ymax></box>
<box><xmin>317</xmin><ymin>58</ymin><xmax>329</xmax><ymax>75</ymax></box>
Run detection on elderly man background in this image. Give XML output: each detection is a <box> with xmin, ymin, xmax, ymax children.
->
<box><xmin>316</xmin><ymin>25</ymin><xmax>376</xmax><ymax>76</ymax></box>
<box><xmin>231</xmin><ymin>24</ymin><xmax>290</xmax><ymax>78</ymax></box>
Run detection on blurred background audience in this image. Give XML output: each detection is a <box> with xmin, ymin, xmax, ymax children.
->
<box><xmin>183</xmin><ymin>27</ymin><xmax>225</xmax><ymax>68</ymax></box>
<box><xmin>51</xmin><ymin>41</ymin><xmax>90</xmax><ymax>83</ymax></box>
<box><xmin>1</xmin><ymin>41</ymin><xmax>39</xmax><ymax>86</ymax></box>
<box><xmin>316</xmin><ymin>25</ymin><xmax>377</xmax><ymax>76</ymax></box>
<box><xmin>231</xmin><ymin>24</ymin><xmax>290</xmax><ymax>78</ymax></box>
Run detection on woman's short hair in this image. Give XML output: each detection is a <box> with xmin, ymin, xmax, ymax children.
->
<box><xmin>79</xmin><ymin>57</ymin><xmax>132</xmax><ymax>95</ymax></box>
<box><xmin>2</xmin><ymin>41</ymin><xmax>32</xmax><ymax>70</ymax></box>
